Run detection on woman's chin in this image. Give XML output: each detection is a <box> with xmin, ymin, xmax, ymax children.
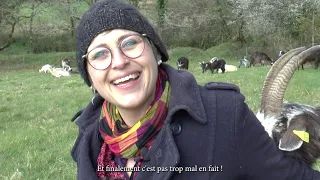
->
<box><xmin>114</xmin><ymin>94</ymin><xmax>147</xmax><ymax>109</ymax></box>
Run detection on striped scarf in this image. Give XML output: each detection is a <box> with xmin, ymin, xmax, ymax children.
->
<box><xmin>97</xmin><ymin>68</ymin><xmax>170</xmax><ymax>179</ymax></box>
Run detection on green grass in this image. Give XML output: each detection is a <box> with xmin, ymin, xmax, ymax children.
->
<box><xmin>0</xmin><ymin>70</ymin><xmax>91</xmax><ymax>179</ymax></box>
<box><xmin>1</xmin><ymin>44</ymin><xmax>320</xmax><ymax>179</ymax></box>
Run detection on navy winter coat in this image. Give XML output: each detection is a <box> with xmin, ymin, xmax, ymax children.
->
<box><xmin>71</xmin><ymin>64</ymin><xmax>320</xmax><ymax>180</ymax></box>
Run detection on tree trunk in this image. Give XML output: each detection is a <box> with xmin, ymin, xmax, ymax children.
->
<box><xmin>157</xmin><ymin>0</ymin><xmax>166</xmax><ymax>31</ymax></box>
<box><xmin>236</xmin><ymin>19</ymin><xmax>246</xmax><ymax>44</ymax></box>
<box><xmin>70</xmin><ymin>16</ymin><xmax>75</xmax><ymax>36</ymax></box>
<box><xmin>0</xmin><ymin>21</ymin><xmax>17</xmax><ymax>51</ymax></box>
<box><xmin>29</xmin><ymin>3</ymin><xmax>35</xmax><ymax>53</ymax></box>
<box><xmin>312</xmin><ymin>10</ymin><xmax>314</xmax><ymax>46</ymax></box>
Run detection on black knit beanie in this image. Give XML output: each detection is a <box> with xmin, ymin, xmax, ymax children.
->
<box><xmin>75</xmin><ymin>0</ymin><xmax>169</xmax><ymax>86</ymax></box>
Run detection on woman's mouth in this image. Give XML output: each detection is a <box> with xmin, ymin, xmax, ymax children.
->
<box><xmin>112</xmin><ymin>72</ymin><xmax>140</xmax><ymax>86</ymax></box>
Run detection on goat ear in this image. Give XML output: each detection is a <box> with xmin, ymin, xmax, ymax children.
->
<box><xmin>278</xmin><ymin>123</ymin><xmax>306</xmax><ymax>151</ymax></box>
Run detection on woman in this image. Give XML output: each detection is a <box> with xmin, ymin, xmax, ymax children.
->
<box><xmin>71</xmin><ymin>0</ymin><xmax>320</xmax><ymax>180</ymax></box>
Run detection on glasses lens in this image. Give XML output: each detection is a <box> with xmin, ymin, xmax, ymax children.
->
<box><xmin>87</xmin><ymin>47</ymin><xmax>111</xmax><ymax>69</ymax></box>
<box><xmin>120</xmin><ymin>35</ymin><xmax>145</xmax><ymax>59</ymax></box>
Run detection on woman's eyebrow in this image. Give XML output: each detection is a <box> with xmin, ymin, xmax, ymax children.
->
<box><xmin>89</xmin><ymin>33</ymin><xmax>140</xmax><ymax>51</ymax></box>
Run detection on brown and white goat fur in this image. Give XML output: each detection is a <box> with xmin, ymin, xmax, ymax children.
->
<box><xmin>262</xmin><ymin>103</ymin><xmax>320</xmax><ymax>165</ymax></box>
<box><xmin>258</xmin><ymin>45</ymin><xmax>320</xmax><ymax>166</ymax></box>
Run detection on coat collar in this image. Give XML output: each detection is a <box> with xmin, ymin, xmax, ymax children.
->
<box><xmin>161</xmin><ymin>63</ymin><xmax>207</xmax><ymax>124</ymax></box>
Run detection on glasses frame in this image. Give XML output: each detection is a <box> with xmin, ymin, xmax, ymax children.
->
<box><xmin>82</xmin><ymin>33</ymin><xmax>147</xmax><ymax>70</ymax></box>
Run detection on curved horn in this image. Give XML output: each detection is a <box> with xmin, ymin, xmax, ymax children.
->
<box><xmin>260</xmin><ymin>47</ymin><xmax>306</xmax><ymax>114</ymax></box>
<box><xmin>264</xmin><ymin>45</ymin><xmax>320</xmax><ymax>117</ymax></box>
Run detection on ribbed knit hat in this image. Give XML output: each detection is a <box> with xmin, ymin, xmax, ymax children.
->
<box><xmin>75</xmin><ymin>0</ymin><xmax>169</xmax><ymax>86</ymax></box>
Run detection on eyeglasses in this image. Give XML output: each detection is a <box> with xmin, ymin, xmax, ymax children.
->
<box><xmin>82</xmin><ymin>34</ymin><xmax>147</xmax><ymax>70</ymax></box>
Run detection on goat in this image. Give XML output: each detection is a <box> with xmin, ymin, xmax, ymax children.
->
<box><xmin>258</xmin><ymin>45</ymin><xmax>320</xmax><ymax>166</ymax></box>
<box><xmin>48</xmin><ymin>67</ymin><xmax>71</xmax><ymax>77</ymax></box>
<box><xmin>62</xmin><ymin>58</ymin><xmax>72</xmax><ymax>71</ymax></box>
<box><xmin>210</xmin><ymin>59</ymin><xmax>226</xmax><ymax>73</ymax></box>
<box><xmin>298</xmin><ymin>49</ymin><xmax>320</xmax><ymax>70</ymax></box>
<box><xmin>218</xmin><ymin>64</ymin><xmax>237</xmax><ymax>73</ymax></box>
<box><xmin>176</xmin><ymin>57</ymin><xmax>189</xmax><ymax>70</ymax></box>
<box><xmin>238</xmin><ymin>56</ymin><xmax>249</xmax><ymax>68</ymax></box>
<box><xmin>209</xmin><ymin>57</ymin><xmax>218</xmax><ymax>63</ymax></box>
<box><xmin>279</xmin><ymin>50</ymin><xmax>286</xmax><ymax>57</ymax></box>
<box><xmin>39</xmin><ymin>64</ymin><xmax>52</xmax><ymax>73</ymax></box>
<box><xmin>199</xmin><ymin>61</ymin><xmax>211</xmax><ymax>73</ymax></box>
<box><xmin>249</xmin><ymin>52</ymin><xmax>273</xmax><ymax>67</ymax></box>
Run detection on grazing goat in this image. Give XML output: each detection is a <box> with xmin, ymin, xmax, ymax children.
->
<box><xmin>39</xmin><ymin>64</ymin><xmax>52</xmax><ymax>73</ymax></box>
<box><xmin>298</xmin><ymin>49</ymin><xmax>320</xmax><ymax>70</ymax></box>
<box><xmin>62</xmin><ymin>58</ymin><xmax>72</xmax><ymax>71</ymax></box>
<box><xmin>258</xmin><ymin>45</ymin><xmax>320</xmax><ymax>166</ymax></box>
<box><xmin>249</xmin><ymin>52</ymin><xmax>273</xmax><ymax>67</ymax></box>
<box><xmin>238</xmin><ymin>56</ymin><xmax>249</xmax><ymax>68</ymax></box>
<box><xmin>200</xmin><ymin>58</ymin><xmax>226</xmax><ymax>74</ymax></box>
<box><xmin>199</xmin><ymin>61</ymin><xmax>211</xmax><ymax>73</ymax></box>
<box><xmin>176</xmin><ymin>57</ymin><xmax>189</xmax><ymax>70</ymax></box>
<box><xmin>210</xmin><ymin>59</ymin><xmax>226</xmax><ymax>73</ymax></box>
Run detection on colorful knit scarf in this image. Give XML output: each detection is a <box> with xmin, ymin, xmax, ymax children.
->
<box><xmin>97</xmin><ymin>68</ymin><xmax>170</xmax><ymax>179</ymax></box>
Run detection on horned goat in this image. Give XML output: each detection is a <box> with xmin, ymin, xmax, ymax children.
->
<box><xmin>258</xmin><ymin>45</ymin><xmax>320</xmax><ymax>166</ymax></box>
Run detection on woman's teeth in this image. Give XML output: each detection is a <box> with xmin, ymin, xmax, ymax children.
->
<box><xmin>113</xmin><ymin>73</ymin><xmax>140</xmax><ymax>85</ymax></box>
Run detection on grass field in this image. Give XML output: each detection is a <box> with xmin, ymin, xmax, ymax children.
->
<box><xmin>1</xmin><ymin>46</ymin><xmax>320</xmax><ymax>179</ymax></box>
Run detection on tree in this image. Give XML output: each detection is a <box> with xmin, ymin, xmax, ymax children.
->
<box><xmin>0</xmin><ymin>0</ymin><xmax>24</xmax><ymax>51</ymax></box>
<box><xmin>20</xmin><ymin>0</ymin><xmax>46</xmax><ymax>53</ymax></box>
<box><xmin>156</xmin><ymin>0</ymin><xmax>166</xmax><ymax>29</ymax></box>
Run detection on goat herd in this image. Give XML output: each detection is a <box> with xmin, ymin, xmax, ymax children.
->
<box><xmin>176</xmin><ymin>46</ymin><xmax>320</xmax><ymax>167</ymax></box>
<box><xmin>176</xmin><ymin>50</ymin><xmax>320</xmax><ymax>75</ymax></box>
<box><xmin>38</xmin><ymin>46</ymin><xmax>320</xmax><ymax>167</ymax></box>
<box><xmin>39</xmin><ymin>58</ymin><xmax>79</xmax><ymax>77</ymax></box>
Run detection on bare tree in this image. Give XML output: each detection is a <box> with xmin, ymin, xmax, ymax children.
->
<box><xmin>0</xmin><ymin>0</ymin><xmax>24</xmax><ymax>51</ymax></box>
<box><xmin>19</xmin><ymin>0</ymin><xmax>46</xmax><ymax>53</ymax></box>
<box><xmin>52</xmin><ymin>0</ymin><xmax>83</xmax><ymax>37</ymax></box>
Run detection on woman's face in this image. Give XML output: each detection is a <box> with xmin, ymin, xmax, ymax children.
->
<box><xmin>86</xmin><ymin>29</ymin><xmax>159</xmax><ymax>110</ymax></box>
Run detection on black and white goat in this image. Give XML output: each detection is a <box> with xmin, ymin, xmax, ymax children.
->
<box><xmin>199</xmin><ymin>61</ymin><xmax>210</xmax><ymax>73</ymax></box>
<box><xmin>199</xmin><ymin>58</ymin><xmax>226</xmax><ymax>74</ymax></box>
<box><xmin>261</xmin><ymin>103</ymin><xmax>320</xmax><ymax>165</ymax></box>
<box><xmin>210</xmin><ymin>58</ymin><xmax>226</xmax><ymax>73</ymax></box>
<box><xmin>176</xmin><ymin>57</ymin><xmax>189</xmax><ymax>70</ymax></box>
<box><xmin>62</xmin><ymin>58</ymin><xmax>72</xmax><ymax>72</ymax></box>
<box><xmin>279</xmin><ymin>50</ymin><xmax>286</xmax><ymax>57</ymax></box>
<box><xmin>258</xmin><ymin>46</ymin><xmax>320</xmax><ymax>166</ymax></box>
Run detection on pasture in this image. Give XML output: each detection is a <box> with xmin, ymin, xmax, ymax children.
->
<box><xmin>1</xmin><ymin>46</ymin><xmax>320</xmax><ymax>179</ymax></box>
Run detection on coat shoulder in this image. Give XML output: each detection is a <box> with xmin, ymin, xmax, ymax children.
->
<box><xmin>204</xmin><ymin>82</ymin><xmax>240</xmax><ymax>92</ymax></box>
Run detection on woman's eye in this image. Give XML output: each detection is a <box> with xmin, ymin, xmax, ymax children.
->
<box><xmin>122</xmin><ymin>40</ymin><xmax>137</xmax><ymax>48</ymax></box>
<box><xmin>92</xmin><ymin>49</ymin><xmax>110</xmax><ymax>60</ymax></box>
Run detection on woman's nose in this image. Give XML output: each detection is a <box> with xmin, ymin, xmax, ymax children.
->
<box><xmin>110</xmin><ymin>48</ymin><xmax>129</xmax><ymax>69</ymax></box>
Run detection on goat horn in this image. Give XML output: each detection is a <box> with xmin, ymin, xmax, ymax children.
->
<box><xmin>264</xmin><ymin>45</ymin><xmax>320</xmax><ymax>117</ymax></box>
<box><xmin>260</xmin><ymin>47</ymin><xmax>306</xmax><ymax>114</ymax></box>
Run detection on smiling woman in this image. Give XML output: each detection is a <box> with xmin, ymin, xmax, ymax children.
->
<box><xmin>70</xmin><ymin>0</ymin><xmax>320</xmax><ymax>180</ymax></box>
